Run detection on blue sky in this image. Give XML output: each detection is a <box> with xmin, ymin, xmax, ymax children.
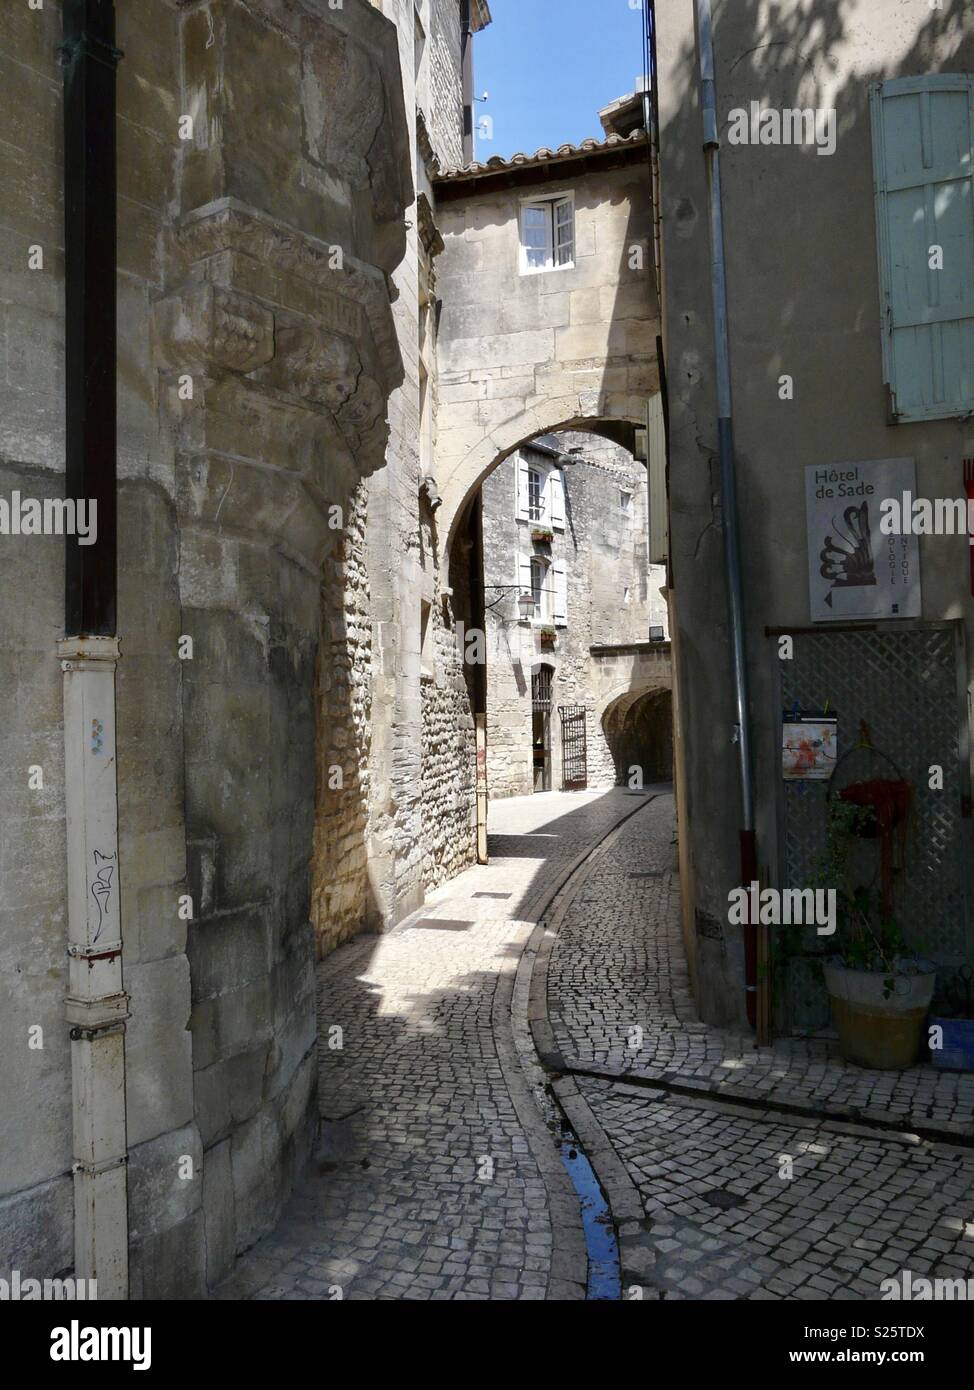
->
<box><xmin>473</xmin><ymin>0</ymin><xmax>647</xmax><ymax>161</ymax></box>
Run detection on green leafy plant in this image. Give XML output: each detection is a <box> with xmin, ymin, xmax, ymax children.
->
<box><xmin>811</xmin><ymin>800</ymin><xmax>907</xmax><ymax>988</ymax></box>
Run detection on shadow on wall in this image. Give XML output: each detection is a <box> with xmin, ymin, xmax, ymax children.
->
<box><xmin>604</xmin><ymin>687</ymin><xmax>673</xmax><ymax>785</ymax></box>
<box><xmin>662</xmin><ymin>0</ymin><xmax>974</xmax><ymax>1029</ymax></box>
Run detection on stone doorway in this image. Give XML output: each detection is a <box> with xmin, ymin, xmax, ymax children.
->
<box><xmin>532</xmin><ymin>665</ymin><xmax>553</xmax><ymax>791</ymax></box>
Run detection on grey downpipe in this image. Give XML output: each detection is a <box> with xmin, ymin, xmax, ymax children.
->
<box><xmin>694</xmin><ymin>0</ymin><xmax>758</xmax><ymax>1022</ymax></box>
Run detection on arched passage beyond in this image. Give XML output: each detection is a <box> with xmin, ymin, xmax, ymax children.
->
<box><xmin>442</xmin><ymin>405</ymin><xmax>652</xmax><ymax>560</ymax></box>
<box><xmin>603</xmin><ymin>686</ymin><xmax>674</xmax><ymax>787</ymax></box>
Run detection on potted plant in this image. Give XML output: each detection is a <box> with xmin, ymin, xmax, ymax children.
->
<box><xmin>531</xmin><ymin>525</ymin><xmax>553</xmax><ymax>544</ymax></box>
<box><xmin>814</xmin><ymin>800</ymin><xmax>935</xmax><ymax>1069</ymax></box>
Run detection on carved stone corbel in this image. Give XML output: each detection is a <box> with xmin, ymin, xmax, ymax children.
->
<box><xmin>151</xmin><ymin>282</ymin><xmax>275</xmax><ymax>375</ymax></box>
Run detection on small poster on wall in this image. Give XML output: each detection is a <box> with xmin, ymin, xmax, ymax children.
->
<box><xmin>782</xmin><ymin>714</ymin><xmax>838</xmax><ymax>781</ymax></box>
<box><xmin>805</xmin><ymin>458</ymin><xmax>921</xmax><ymax>621</ymax></box>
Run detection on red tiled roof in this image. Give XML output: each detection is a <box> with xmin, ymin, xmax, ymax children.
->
<box><xmin>433</xmin><ymin>128</ymin><xmax>648</xmax><ymax>183</ymax></box>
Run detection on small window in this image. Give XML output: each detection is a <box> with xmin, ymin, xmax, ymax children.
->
<box><xmin>420</xmin><ymin>599</ymin><xmax>435</xmax><ymax>679</ymax></box>
<box><xmin>530</xmin><ymin>556</ymin><xmax>550</xmax><ymax>622</ymax></box>
<box><xmin>520</xmin><ymin>196</ymin><xmax>575</xmax><ymax>274</ymax></box>
<box><xmin>620</xmin><ymin>490</ymin><xmax>633</xmax><ymax>515</ymax></box>
<box><xmin>527</xmin><ymin>468</ymin><xmax>544</xmax><ymax>521</ymax></box>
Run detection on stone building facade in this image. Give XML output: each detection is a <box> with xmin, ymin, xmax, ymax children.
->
<box><xmin>481</xmin><ymin>429</ymin><xmax>669</xmax><ymax>798</ymax></box>
<box><xmin>0</xmin><ymin>0</ymin><xmax>487</xmax><ymax>1299</ymax></box>
<box><xmin>0</xmin><ymin>0</ymin><xmax>661</xmax><ymax>1298</ymax></box>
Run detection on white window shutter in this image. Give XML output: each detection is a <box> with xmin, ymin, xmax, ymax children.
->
<box><xmin>647</xmin><ymin>391</ymin><xmax>668</xmax><ymax>564</ymax></box>
<box><xmin>871</xmin><ymin>76</ymin><xmax>974</xmax><ymax>422</ymax></box>
<box><xmin>515</xmin><ymin>452</ymin><xmax>531</xmax><ymax>521</ymax></box>
<box><xmin>552</xmin><ymin>560</ymin><xmax>568</xmax><ymax>626</ymax></box>
<box><xmin>548</xmin><ymin>468</ymin><xmax>566</xmax><ymax>530</ymax></box>
<box><xmin>517</xmin><ymin>552</ymin><xmax>533</xmax><ymax>606</ymax></box>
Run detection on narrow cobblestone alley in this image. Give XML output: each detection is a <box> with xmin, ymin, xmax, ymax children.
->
<box><xmin>214</xmin><ymin>788</ymin><xmax>974</xmax><ymax>1303</ymax></box>
<box><xmin>215</xmin><ymin>789</ymin><xmax>648</xmax><ymax>1300</ymax></box>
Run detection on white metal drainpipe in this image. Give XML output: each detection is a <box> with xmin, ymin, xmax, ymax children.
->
<box><xmin>693</xmin><ymin>0</ymin><xmax>759</xmax><ymax>1023</ymax></box>
<box><xmin>59</xmin><ymin>637</ymin><xmax>129</xmax><ymax>1298</ymax></box>
<box><xmin>61</xmin><ymin>0</ymin><xmax>129</xmax><ymax>1298</ymax></box>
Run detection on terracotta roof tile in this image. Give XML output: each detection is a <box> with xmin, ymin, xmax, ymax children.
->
<box><xmin>433</xmin><ymin>128</ymin><xmax>648</xmax><ymax>183</ymax></box>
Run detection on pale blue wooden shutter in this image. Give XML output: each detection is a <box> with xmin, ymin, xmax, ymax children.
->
<box><xmin>871</xmin><ymin>75</ymin><xmax>974</xmax><ymax>422</ymax></box>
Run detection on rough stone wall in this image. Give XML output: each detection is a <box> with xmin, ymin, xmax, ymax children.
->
<box><xmin>426</xmin><ymin>0</ymin><xmax>464</xmax><ymax>171</ymax></box>
<box><xmin>434</xmin><ymin>157</ymin><xmax>659</xmax><ymax>544</ymax></box>
<box><xmin>421</xmin><ymin>591</ymin><xmax>478</xmax><ymax>890</ymax></box>
<box><xmin>312</xmin><ymin>482</ymin><xmax>373</xmax><ymax>956</ymax></box>
<box><xmin>365</xmin><ymin>0</ymin><xmax>477</xmax><ymax>920</ymax></box>
<box><xmin>481</xmin><ymin>431</ymin><xmax>663</xmax><ymax>799</ymax></box>
<box><xmin>0</xmin><ymin>0</ymin><xmax>413</xmax><ymax>1298</ymax></box>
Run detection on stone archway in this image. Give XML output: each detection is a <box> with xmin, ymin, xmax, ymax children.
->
<box><xmin>440</xmin><ymin>403</ymin><xmax>652</xmax><ymax>556</ymax></box>
<box><xmin>602</xmin><ymin>686</ymin><xmax>674</xmax><ymax>787</ymax></box>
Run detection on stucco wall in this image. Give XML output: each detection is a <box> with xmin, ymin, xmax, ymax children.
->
<box><xmin>655</xmin><ymin>0</ymin><xmax>974</xmax><ymax>1025</ymax></box>
<box><xmin>434</xmin><ymin>156</ymin><xmax>659</xmax><ymax>545</ymax></box>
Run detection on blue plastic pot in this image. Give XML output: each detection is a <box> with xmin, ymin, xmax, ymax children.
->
<box><xmin>928</xmin><ymin>1017</ymin><xmax>974</xmax><ymax>1072</ymax></box>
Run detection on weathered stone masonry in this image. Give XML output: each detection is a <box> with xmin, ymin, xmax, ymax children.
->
<box><xmin>0</xmin><ymin>0</ymin><xmax>417</xmax><ymax>1295</ymax></box>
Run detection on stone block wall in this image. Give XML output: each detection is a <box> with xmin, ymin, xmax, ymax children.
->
<box><xmin>0</xmin><ymin>0</ymin><xmax>416</xmax><ymax>1297</ymax></box>
<box><xmin>0</xmin><ymin>0</ymin><xmax>202</xmax><ymax>1295</ymax></box>
<box><xmin>162</xmin><ymin>0</ymin><xmax>412</xmax><ymax>1287</ymax></box>
<box><xmin>433</xmin><ymin>156</ymin><xmax>659</xmax><ymax>545</ymax></box>
<box><xmin>427</xmin><ymin>0</ymin><xmax>464</xmax><ymax>171</ymax></box>
<box><xmin>481</xmin><ymin>431</ymin><xmax>663</xmax><ymax>799</ymax></box>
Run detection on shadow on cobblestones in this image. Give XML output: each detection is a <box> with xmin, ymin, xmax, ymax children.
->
<box><xmin>542</xmin><ymin>795</ymin><xmax>974</xmax><ymax>1300</ymax></box>
<box><xmin>547</xmin><ymin>795</ymin><xmax>974</xmax><ymax>1138</ymax></box>
<box><xmin>214</xmin><ymin>788</ymin><xmax>642</xmax><ymax>1301</ymax></box>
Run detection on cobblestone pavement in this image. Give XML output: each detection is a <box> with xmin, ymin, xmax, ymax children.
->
<box><xmin>547</xmin><ymin>793</ymin><xmax>974</xmax><ymax>1137</ymax></box>
<box><xmin>215</xmin><ymin>788</ymin><xmax>646</xmax><ymax>1301</ymax></box>
<box><xmin>544</xmin><ymin>792</ymin><xmax>974</xmax><ymax>1299</ymax></box>
<box><xmin>577</xmin><ymin>1077</ymin><xmax>974</xmax><ymax>1300</ymax></box>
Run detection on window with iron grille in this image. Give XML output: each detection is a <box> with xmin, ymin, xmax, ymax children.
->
<box><xmin>532</xmin><ymin>665</ymin><xmax>553</xmax><ymax>710</ymax></box>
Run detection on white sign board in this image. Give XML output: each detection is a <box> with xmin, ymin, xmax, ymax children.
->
<box><xmin>805</xmin><ymin>458</ymin><xmax>921</xmax><ymax>622</ymax></box>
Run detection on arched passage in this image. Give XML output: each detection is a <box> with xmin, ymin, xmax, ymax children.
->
<box><xmin>443</xmin><ymin>407</ymin><xmax>652</xmax><ymax>559</ymax></box>
<box><xmin>602</xmin><ymin>686</ymin><xmax>674</xmax><ymax>787</ymax></box>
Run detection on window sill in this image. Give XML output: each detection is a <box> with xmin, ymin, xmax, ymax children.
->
<box><xmin>518</xmin><ymin>261</ymin><xmax>576</xmax><ymax>278</ymax></box>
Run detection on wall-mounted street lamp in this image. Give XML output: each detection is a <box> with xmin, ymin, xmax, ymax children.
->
<box><xmin>483</xmin><ymin>584</ymin><xmax>535</xmax><ymax>619</ymax></box>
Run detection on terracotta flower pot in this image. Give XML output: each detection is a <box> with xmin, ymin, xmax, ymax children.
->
<box><xmin>824</xmin><ymin>958</ymin><xmax>935</xmax><ymax>1069</ymax></box>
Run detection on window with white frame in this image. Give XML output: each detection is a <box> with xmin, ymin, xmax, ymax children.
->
<box><xmin>516</xmin><ymin>452</ymin><xmax>565</xmax><ymax>529</ymax></box>
<box><xmin>530</xmin><ymin>556</ymin><xmax>549</xmax><ymax>621</ymax></box>
<box><xmin>518</xmin><ymin>552</ymin><xmax>567</xmax><ymax>627</ymax></box>
<box><xmin>527</xmin><ymin>467</ymin><xmax>543</xmax><ymax>521</ymax></box>
<box><xmin>520</xmin><ymin>195</ymin><xmax>575</xmax><ymax>274</ymax></box>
